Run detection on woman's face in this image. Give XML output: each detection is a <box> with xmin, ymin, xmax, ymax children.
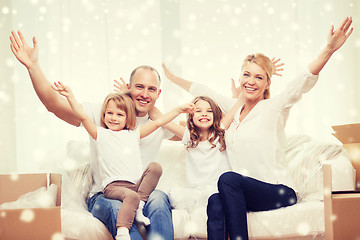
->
<box><xmin>192</xmin><ymin>99</ymin><xmax>214</xmax><ymax>131</ymax></box>
<box><xmin>240</xmin><ymin>62</ymin><xmax>270</xmax><ymax>103</ymax></box>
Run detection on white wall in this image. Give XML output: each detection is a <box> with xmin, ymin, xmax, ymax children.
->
<box><xmin>1</xmin><ymin>0</ymin><xmax>359</xmax><ymax>172</ymax></box>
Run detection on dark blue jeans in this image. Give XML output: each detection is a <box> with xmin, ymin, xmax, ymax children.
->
<box><xmin>88</xmin><ymin>189</ymin><xmax>174</xmax><ymax>240</ymax></box>
<box><xmin>207</xmin><ymin>171</ymin><xmax>297</xmax><ymax>240</ymax></box>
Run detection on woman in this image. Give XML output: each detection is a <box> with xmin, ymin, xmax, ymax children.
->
<box><xmin>162</xmin><ymin>17</ymin><xmax>353</xmax><ymax>240</ymax></box>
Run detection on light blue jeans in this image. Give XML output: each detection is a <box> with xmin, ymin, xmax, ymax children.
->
<box><xmin>88</xmin><ymin>189</ymin><xmax>174</xmax><ymax>240</ymax></box>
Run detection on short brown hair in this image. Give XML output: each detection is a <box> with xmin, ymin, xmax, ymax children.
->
<box><xmin>129</xmin><ymin>65</ymin><xmax>161</xmax><ymax>88</ymax></box>
<box><xmin>100</xmin><ymin>92</ymin><xmax>137</xmax><ymax>130</ymax></box>
<box><xmin>241</xmin><ymin>53</ymin><xmax>272</xmax><ymax>99</ymax></box>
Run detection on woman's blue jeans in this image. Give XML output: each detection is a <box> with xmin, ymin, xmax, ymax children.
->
<box><xmin>88</xmin><ymin>189</ymin><xmax>174</xmax><ymax>240</ymax></box>
<box><xmin>207</xmin><ymin>171</ymin><xmax>297</xmax><ymax>240</ymax></box>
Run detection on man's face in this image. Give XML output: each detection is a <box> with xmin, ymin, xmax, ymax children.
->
<box><xmin>128</xmin><ymin>68</ymin><xmax>161</xmax><ymax>117</ymax></box>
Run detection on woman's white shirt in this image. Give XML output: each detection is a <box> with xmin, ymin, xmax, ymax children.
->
<box><xmin>189</xmin><ymin>71</ymin><xmax>318</xmax><ymax>191</ymax></box>
<box><xmin>182</xmin><ymin>127</ymin><xmax>232</xmax><ymax>194</ymax></box>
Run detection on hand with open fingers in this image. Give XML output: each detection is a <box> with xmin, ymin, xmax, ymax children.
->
<box><xmin>271</xmin><ymin>57</ymin><xmax>284</xmax><ymax>77</ymax></box>
<box><xmin>51</xmin><ymin>81</ymin><xmax>72</xmax><ymax>98</ymax></box>
<box><xmin>9</xmin><ymin>30</ymin><xmax>38</xmax><ymax>69</ymax></box>
<box><xmin>327</xmin><ymin>17</ymin><xmax>353</xmax><ymax>53</ymax></box>
<box><xmin>113</xmin><ymin>77</ymin><xmax>128</xmax><ymax>92</ymax></box>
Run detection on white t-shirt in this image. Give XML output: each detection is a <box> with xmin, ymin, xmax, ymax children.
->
<box><xmin>82</xmin><ymin>102</ymin><xmax>174</xmax><ymax>196</ymax></box>
<box><xmin>96</xmin><ymin>127</ymin><xmax>142</xmax><ymax>189</ymax></box>
<box><xmin>182</xmin><ymin>127</ymin><xmax>231</xmax><ymax>194</ymax></box>
<box><xmin>189</xmin><ymin>71</ymin><xmax>319</xmax><ymax>192</ymax></box>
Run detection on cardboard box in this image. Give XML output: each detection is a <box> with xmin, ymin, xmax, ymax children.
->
<box><xmin>332</xmin><ymin>123</ymin><xmax>360</xmax><ymax>188</ymax></box>
<box><xmin>0</xmin><ymin>173</ymin><xmax>62</xmax><ymax>240</ymax></box>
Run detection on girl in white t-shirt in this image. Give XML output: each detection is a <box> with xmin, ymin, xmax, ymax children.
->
<box><xmin>52</xmin><ymin>81</ymin><xmax>194</xmax><ymax>240</ymax></box>
<box><xmin>150</xmin><ymin>95</ymin><xmax>243</xmax><ymax>196</ymax></box>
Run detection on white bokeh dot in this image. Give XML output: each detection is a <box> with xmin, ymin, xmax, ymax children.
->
<box><xmin>20</xmin><ymin>209</ymin><xmax>35</xmax><ymax>223</ymax></box>
<box><xmin>2</xmin><ymin>7</ymin><xmax>10</xmax><ymax>15</ymax></box>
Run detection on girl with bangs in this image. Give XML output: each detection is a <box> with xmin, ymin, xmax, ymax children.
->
<box><xmin>51</xmin><ymin>81</ymin><xmax>194</xmax><ymax>240</ymax></box>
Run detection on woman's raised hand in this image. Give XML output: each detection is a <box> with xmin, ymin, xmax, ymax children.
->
<box><xmin>327</xmin><ymin>17</ymin><xmax>353</xmax><ymax>53</ymax></box>
<box><xmin>10</xmin><ymin>31</ymin><xmax>38</xmax><ymax>69</ymax></box>
<box><xmin>271</xmin><ymin>57</ymin><xmax>284</xmax><ymax>77</ymax></box>
<box><xmin>162</xmin><ymin>63</ymin><xmax>177</xmax><ymax>81</ymax></box>
<box><xmin>113</xmin><ymin>77</ymin><xmax>128</xmax><ymax>92</ymax></box>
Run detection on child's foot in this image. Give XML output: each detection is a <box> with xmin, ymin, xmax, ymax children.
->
<box><xmin>135</xmin><ymin>208</ymin><xmax>150</xmax><ymax>226</ymax></box>
<box><xmin>116</xmin><ymin>227</ymin><xmax>130</xmax><ymax>240</ymax></box>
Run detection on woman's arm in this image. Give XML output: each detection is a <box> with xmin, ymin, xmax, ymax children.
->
<box><xmin>140</xmin><ymin>103</ymin><xmax>194</xmax><ymax>139</ymax></box>
<box><xmin>52</xmin><ymin>81</ymin><xmax>97</xmax><ymax>140</ymax></box>
<box><xmin>148</xmin><ymin>106</ymin><xmax>186</xmax><ymax>140</ymax></box>
<box><xmin>162</xmin><ymin>63</ymin><xmax>193</xmax><ymax>92</ymax></box>
<box><xmin>309</xmin><ymin>17</ymin><xmax>353</xmax><ymax>75</ymax></box>
<box><xmin>10</xmin><ymin>31</ymin><xmax>81</xmax><ymax>126</ymax></box>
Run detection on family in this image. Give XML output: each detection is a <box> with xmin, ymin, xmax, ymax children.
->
<box><xmin>10</xmin><ymin>17</ymin><xmax>353</xmax><ymax>240</ymax></box>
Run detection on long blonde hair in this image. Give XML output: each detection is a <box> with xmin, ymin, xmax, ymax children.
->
<box><xmin>241</xmin><ymin>53</ymin><xmax>273</xmax><ymax>99</ymax></box>
<box><xmin>186</xmin><ymin>96</ymin><xmax>226</xmax><ymax>151</ymax></box>
<box><xmin>100</xmin><ymin>92</ymin><xmax>137</xmax><ymax>130</ymax></box>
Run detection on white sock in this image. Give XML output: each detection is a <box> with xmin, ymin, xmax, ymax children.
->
<box><xmin>135</xmin><ymin>200</ymin><xmax>150</xmax><ymax>226</ymax></box>
<box><xmin>115</xmin><ymin>227</ymin><xmax>130</xmax><ymax>240</ymax></box>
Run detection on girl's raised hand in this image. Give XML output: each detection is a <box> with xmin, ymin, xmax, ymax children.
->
<box><xmin>271</xmin><ymin>57</ymin><xmax>284</xmax><ymax>77</ymax></box>
<box><xmin>51</xmin><ymin>81</ymin><xmax>72</xmax><ymax>98</ymax></box>
<box><xmin>10</xmin><ymin>30</ymin><xmax>38</xmax><ymax>69</ymax></box>
<box><xmin>113</xmin><ymin>77</ymin><xmax>128</xmax><ymax>92</ymax></box>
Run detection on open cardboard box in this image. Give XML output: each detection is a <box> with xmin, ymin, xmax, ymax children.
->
<box><xmin>332</xmin><ymin>123</ymin><xmax>360</xmax><ymax>189</ymax></box>
<box><xmin>0</xmin><ymin>173</ymin><xmax>62</xmax><ymax>240</ymax></box>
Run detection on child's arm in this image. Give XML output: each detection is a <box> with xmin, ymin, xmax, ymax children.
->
<box><xmin>148</xmin><ymin>106</ymin><xmax>186</xmax><ymax>140</ymax></box>
<box><xmin>140</xmin><ymin>103</ymin><xmax>195</xmax><ymax>139</ymax></box>
<box><xmin>221</xmin><ymin>95</ymin><xmax>244</xmax><ymax>130</ymax></box>
<box><xmin>52</xmin><ymin>81</ymin><xmax>98</xmax><ymax>140</ymax></box>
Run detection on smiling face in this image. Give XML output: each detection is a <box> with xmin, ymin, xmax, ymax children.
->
<box><xmin>240</xmin><ymin>62</ymin><xmax>271</xmax><ymax>104</ymax></box>
<box><xmin>128</xmin><ymin>67</ymin><xmax>161</xmax><ymax>117</ymax></box>
<box><xmin>103</xmin><ymin>100</ymin><xmax>127</xmax><ymax>131</ymax></box>
<box><xmin>192</xmin><ymin>99</ymin><xmax>214</xmax><ymax>131</ymax></box>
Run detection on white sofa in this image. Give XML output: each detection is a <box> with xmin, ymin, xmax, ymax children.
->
<box><xmin>60</xmin><ymin>135</ymin><xmax>355</xmax><ymax>240</ymax></box>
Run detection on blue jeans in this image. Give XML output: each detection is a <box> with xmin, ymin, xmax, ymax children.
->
<box><xmin>88</xmin><ymin>189</ymin><xmax>174</xmax><ymax>240</ymax></box>
<box><xmin>207</xmin><ymin>171</ymin><xmax>297</xmax><ymax>240</ymax></box>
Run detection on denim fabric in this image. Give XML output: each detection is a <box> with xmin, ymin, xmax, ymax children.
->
<box><xmin>207</xmin><ymin>171</ymin><xmax>297</xmax><ymax>240</ymax></box>
<box><xmin>144</xmin><ymin>189</ymin><xmax>174</xmax><ymax>240</ymax></box>
<box><xmin>88</xmin><ymin>189</ymin><xmax>173</xmax><ymax>240</ymax></box>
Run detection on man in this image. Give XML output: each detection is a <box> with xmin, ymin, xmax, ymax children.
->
<box><xmin>10</xmin><ymin>30</ymin><xmax>174</xmax><ymax>240</ymax></box>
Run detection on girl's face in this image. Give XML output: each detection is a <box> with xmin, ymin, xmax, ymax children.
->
<box><xmin>104</xmin><ymin>100</ymin><xmax>127</xmax><ymax>131</ymax></box>
<box><xmin>193</xmin><ymin>99</ymin><xmax>214</xmax><ymax>131</ymax></box>
<box><xmin>240</xmin><ymin>62</ymin><xmax>270</xmax><ymax>103</ymax></box>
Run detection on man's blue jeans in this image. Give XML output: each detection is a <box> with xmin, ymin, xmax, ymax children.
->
<box><xmin>88</xmin><ymin>189</ymin><xmax>174</xmax><ymax>240</ymax></box>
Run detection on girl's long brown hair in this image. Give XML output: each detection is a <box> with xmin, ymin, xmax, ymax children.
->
<box><xmin>186</xmin><ymin>96</ymin><xmax>226</xmax><ymax>151</ymax></box>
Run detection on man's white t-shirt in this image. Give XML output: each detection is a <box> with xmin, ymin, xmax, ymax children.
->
<box><xmin>82</xmin><ymin>102</ymin><xmax>174</xmax><ymax>197</ymax></box>
<box><xmin>96</xmin><ymin>127</ymin><xmax>142</xmax><ymax>189</ymax></box>
<box><xmin>182</xmin><ymin>127</ymin><xmax>231</xmax><ymax>194</ymax></box>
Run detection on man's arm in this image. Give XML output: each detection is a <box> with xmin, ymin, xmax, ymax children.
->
<box><xmin>10</xmin><ymin>30</ymin><xmax>81</xmax><ymax>126</ymax></box>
